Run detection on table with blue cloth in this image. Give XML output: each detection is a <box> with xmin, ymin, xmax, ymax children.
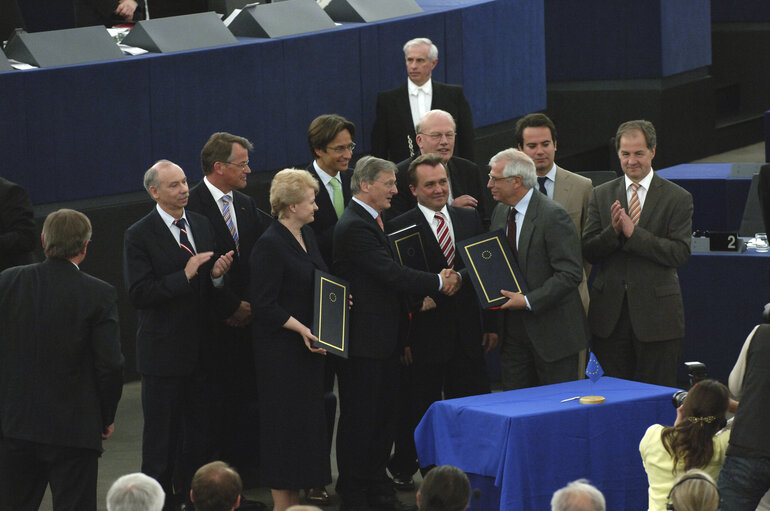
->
<box><xmin>415</xmin><ymin>377</ymin><xmax>677</xmax><ymax>511</ymax></box>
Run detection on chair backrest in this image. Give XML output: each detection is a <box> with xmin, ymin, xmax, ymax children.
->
<box><xmin>739</xmin><ymin>172</ymin><xmax>764</xmax><ymax>236</ymax></box>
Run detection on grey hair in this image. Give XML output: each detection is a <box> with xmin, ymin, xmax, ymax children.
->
<box><xmin>403</xmin><ymin>37</ymin><xmax>438</xmax><ymax>61</ymax></box>
<box><xmin>106</xmin><ymin>473</ymin><xmax>165</xmax><ymax>511</ymax></box>
<box><xmin>351</xmin><ymin>156</ymin><xmax>397</xmax><ymax>195</ymax></box>
<box><xmin>143</xmin><ymin>159</ymin><xmax>176</xmax><ymax>194</ymax></box>
<box><xmin>489</xmin><ymin>148</ymin><xmax>537</xmax><ymax>189</ymax></box>
<box><xmin>551</xmin><ymin>479</ymin><xmax>605</xmax><ymax>511</ymax></box>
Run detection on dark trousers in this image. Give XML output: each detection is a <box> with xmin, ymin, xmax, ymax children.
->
<box><xmin>591</xmin><ymin>299</ymin><xmax>681</xmax><ymax>387</ymax></box>
<box><xmin>141</xmin><ymin>372</ymin><xmax>208</xmax><ymax>510</ymax></box>
<box><xmin>500</xmin><ymin>312</ymin><xmax>580</xmax><ymax>391</ymax></box>
<box><xmin>335</xmin><ymin>354</ymin><xmax>400</xmax><ymax>503</ymax></box>
<box><xmin>390</xmin><ymin>348</ymin><xmax>490</xmax><ymax>475</ymax></box>
<box><xmin>718</xmin><ymin>455</ymin><xmax>770</xmax><ymax>511</ymax></box>
<box><xmin>0</xmin><ymin>437</ymin><xmax>98</xmax><ymax>511</ymax></box>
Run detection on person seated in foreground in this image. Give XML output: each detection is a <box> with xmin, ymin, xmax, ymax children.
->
<box><xmin>416</xmin><ymin>465</ymin><xmax>470</xmax><ymax>511</ymax></box>
<box><xmin>190</xmin><ymin>461</ymin><xmax>242</xmax><ymax>511</ymax></box>
<box><xmin>107</xmin><ymin>473</ymin><xmax>165</xmax><ymax>511</ymax></box>
<box><xmin>550</xmin><ymin>479</ymin><xmax>605</xmax><ymax>511</ymax></box>
<box><xmin>667</xmin><ymin>469</ymin><xmax>719</xmax><ymax>511</ymax></box>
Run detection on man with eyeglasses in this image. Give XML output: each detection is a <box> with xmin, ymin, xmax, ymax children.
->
<box><xmin>371</xmin><ymin>38</ymin><xmax>475</xmax><ymax>164</ymax></box>
<box><xmin>488</xmin><ymin>148</ymin><xmax>588</xmax><ymax>390</ymax></box>
<box><xmin>386</xmin><ymin>110</ymin><xmax>488</xmax><ymax>225</ymax></box>
<box><xmin>333</xmin><ymin>156</ymin><xmax>461</xmax><ymax>511</ymax></box>
<box><xmin>187</xmin><ymin>132</ymin><xmax>272</xmax><ymax>510</ymax></box>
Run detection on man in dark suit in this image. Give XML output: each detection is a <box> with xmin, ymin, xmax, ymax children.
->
<box><xmin>306</xmin><ymin>114</ymin><xmax>355</xmax><ymax>268</ymax></box>
<box><xmin>0</xmin><ymin>177</ymin><xmax>36</xmax><ymax>272</ymax></box>
<box><xmin>488</xmin><ymin>148</ymin><xmax>588</xmax><ymax>390</ymax></box>
<box><xmin>582</xmin><ymin>120</ymin><xmax>692</xmax><ymax>387</ymax></box>
<box><xmin>0</xmin><ymin>208</ymin><xmax>124</xmax><ymax>511</ymax></box>
<box><xmin>371</xmin><ymin>37</ymin><xmax>475</xmax><ymax>164</ymax></box>
<box><xmin>387</xmin><ymin>153</ymin><xmax>491</xmax><ymax>487</ymax></box>
<box><xmin>124</xmin><ymin>160</ymin><xmax>233</xmax><ymax>511</ymax></box>
<box><xmin>385</xmin><ymin>110</ymin><xmax>487</xmax><ymax>224</ymax></box>
<box><xmin>186</xmin><ymin>133</ymin><xmax>271</xmax><ymax>494</ymax></box>
<box><xmin>333</xmin><ymin>156</ymin><xmax>460</xmax><ymax>511</ymax></box>
<box><xmin>304</xmin><ymin>113</ymin><xmax>355</xmax><ymax>504</ymax></box>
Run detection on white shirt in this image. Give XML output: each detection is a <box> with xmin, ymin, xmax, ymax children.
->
<box><xmin>408</xmin><ymin>78</ymin><xmax>432</xmax><ymax>130</ymax></box>
<box><xmin>313</xmin><ymin>160</ymin><xmax>340</xmax><ymax>204</ymax></box>
<box><xmin>505</xmin><ymin>188</ymin><xmax>534</xmax><ymax>310</ymax></box>
<box><xmin>538</xmin><ymin>164</ymin><xmax>557</xmax><ymax>198</ymax></box>
<box><xmin>624</xmin><ymin>169</ymin><xmax>655</xmax><ymax>211</ymax></box>
<box><xmin>156</xmin><ymin>203</ymin><xmax>197</xmax><ymax>252</ymax></box>
<box><xmin>203</xmin><ymin>176</ymin><xmax>239</xmax><ymax>238</ymax></box>
<box><xmin>417</xmin><ymin>203</ymin><xmax>455</xmax><ymax>247</ymax></box>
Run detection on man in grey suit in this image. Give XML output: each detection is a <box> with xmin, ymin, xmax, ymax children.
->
<box><xmin>514</xmin><ymin>113</ymin><xmax>593</xmax><ymax>311</ymax></box>
<box><xmin>0</xmin><ymin>208</ymin><xmax>124</xmax><ymax>511</ymax></box>
<box><xmin>488</xmin><ymin>149</ymin><xmax>588</xmax><ymax>390</ymax></box>
<box><xmin>582</xmin><ymin>120</ymin><xmax>692</xmax><ymax>387</ymax></box>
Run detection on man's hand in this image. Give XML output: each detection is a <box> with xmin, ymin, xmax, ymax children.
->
<box><xmin>226</xmin><ymin>300</ymin><xmax>252</xmax><ymax>327</ymax></box>
<box><xmin>481</xmin><ymin>333</ymin><xmax>498</xmax><ymax>353</ymax></box>
<box><xmin>114</xmin><ymin>0</ymin><xmax>138</xmax><ymax>20</ymax></box>
<box><xmin>400</xmin><ymin>346</ymin><xmax>413</xmax><ymax>366</ymax></box>
<box><xmin>440</xmin><ymin>269</ymin><xmax>461</xmax><ymax>296</ymax></box>
<box><xmin>184</xmin><ymin>252</ymin><xmax>213</xmax><ymax>280</ymax></box>
<box><xmin>211</xmin><ymin>250</ymin><xmax>234</xmax><ymax>278</ymax></box>
<box><xmin>420</xmin><ymin>296</ymin><xmax>437</xmax><ymax>312</ymax></box>
<box><xmin>450</xmin><ymin>194</ymin><xmax>478</xmax><ymax>209</ymax></box>
<box><xmin>499</xmin><ymin>289</ymin><xmax>527</xmax><ymax>310</ymax></box>
<box><xmin>617</xmin><ymin>207</ymin><xmax>635</xmax><ymax>238</ymax></box>
<box><xmin>102</xmin><ymin>423</ymin><xmax>115</xmax><ymax>440</ymax></box>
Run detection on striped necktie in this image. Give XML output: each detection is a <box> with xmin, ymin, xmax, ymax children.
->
<box><xmin>222</xmin><ymin>194</ymin><xmax>239</xmax><ymax>252</ymax></box>
<box><xmin>435</xmin><ymin>211</ymin><xmax>455</xmax><ymax>268</ymax></box>
<box><xmin>629</xmin><ymin>183</ymin><xmax>641</xmax><ymax>225</ymax></box>
<box><xmin>173</xmin><ymin>218</ymin><xmax>195</xmax><ymax>258</ymax></box>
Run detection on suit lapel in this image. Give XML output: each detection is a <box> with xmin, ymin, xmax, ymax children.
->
<box><xmin>517</xmin><ymin>192</ymin><xmax>539</xmax><ymax>271</ymax></box>
<box><xmin>638</xmin><ymin>173</ymin><xmax>663</xmax><ymax>227</ymax></box>
<box><xmin>351</xmin><ymin>201</ymin><xmax>392</xmax><ymax>254</ymax></box>
<box><xmin>151</xmin><ymin>210</ymin><xmax>188</xmax><ymax>267</ymax></box>
<box><xmin>398</xmin><ymin>84</ymin><xmax>418</xmax><ymax>153</ymax></box>
<box><xmin>309</xmin><ymin>164</ymin><xmax>337</xmax><ymax>225</ymax></box>
<box><xmin>413</xmin><ymin>209</ymin><xmax>447</xmax><ymax>269</ymax></box>
<box><xmin>553</xmin><ymin>167</ymin><xmax>573</xmax><ymax>204</ymax></box>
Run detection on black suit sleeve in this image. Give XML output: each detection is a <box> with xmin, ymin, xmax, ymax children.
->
<box><xmin>371</xmin><ymin>92</ymin><xmax>390</xmax><ymax>159</ymax></box>
<box><xmin>90</xmin><ymin>283</ymin><xmax>124</xmax><ymax>428</ymax></box>
<box><xmin>453</xmin><ymin>89</ymin><xmax>475</xmax><ymax>162</ymax></box>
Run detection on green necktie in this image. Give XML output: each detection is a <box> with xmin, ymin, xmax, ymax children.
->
<box><xmin>330</xmin><ymin>177</ymin><xmax>344</xmax><ymax>219</ymax></box>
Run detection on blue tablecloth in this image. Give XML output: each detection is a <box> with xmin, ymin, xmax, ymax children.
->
<box><xmin>415</xmin><ymin>377</ymin><xmax>677</xmax><ymax>511</ymax></box>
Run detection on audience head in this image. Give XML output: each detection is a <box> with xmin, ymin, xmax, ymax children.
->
<box><xmin>515</xmin><ymin>113</ymin><xmax>558</xmax><ymax>176</ymax></box>
<box><xmin>41</xmin><ymin>208</ymin><xmax>92</xmax><ymax>261</ymax></box>
<box><xmin>417</xmin><ymin>465</ymin><xmax>471</xmax><ymax>511</ymax></box>
<box><xmin>190</xmin><ymin>461</ymin><xmax>242</xmax><ymax>511</ymax></box>
<box><xmin>308</xmin><ymin>114</ymin><xmax>356</xmax><ymax>175</ymax></box>
<box><xmin>487</xmin><ymin>148</ymin><xmax>537</xmax><ymax>206</ymax></box>
<box><xmin>666</xmin><ymin>469</ymin><xmax>719</xmax><ymax>511</ymax></box>
<box><xmin>106</xmin><ymin>473</ymin><xmax>165</xmax><ymax>511</ymax></box>
<box><xmin>351</xmin><ymin>156</ymin><xmax>398</xmax><ymax>213</ymax></box>
<box><xmin>200</xmin><ymin>132</ymin><xmax>253</xmax><ymax>192</ymax></box>
<box><xmin>550</xmin><ymin>479</ymin><xmax>606</xmax><ymax>511</ymax></box>
<box><xmin>403</xmin><ymin>37</ymin><xmax>438</xmax><ymax>87</ymax></box>
<box><xmin>144</xmin><ymin>160</ymin><xmax>189</xmax><ymax>217</ymax></box>
<box><xmin>416</xmin><ymin>110</ymin><xmax>457</xmax><ymax>163</ymax></box>
<box><xmin>269</xmin><ymin>168</ymin><xmax>319</xmax><ymax>221</ymax></box>
<box><xmin>285</xmin><ymin>507</ymin><xmax>323</xmax><ymax>511</ymax></box>
<box><xmin>615</xmin><ymin>119</ymin><xmax>656</xmax><ymax>183</ymax></box>
<box><xmin>661</xmin><ymin>379</ymin><xmax>729</xmax><ymax>471</ymax></box>
<box><xmin>408</xmin><ymin>153</ymin><xmax>449</xmax><ymax>212</ymax></box>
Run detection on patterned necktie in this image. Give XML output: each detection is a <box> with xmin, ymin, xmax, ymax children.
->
<box><xmin>173</xmin><ymin>218</ymin><xmax>195</xmax><ymax>258</ymax></box>
<box><xmin>537</xmin><ymin>176</ymin><xmax>548</xmax><ymax>196</ymax></box>
<box><xmin>222</xmin><ymin>195</ymin><xmax>239</xmax><ymax>253</ymax></box>
<box><xmin>629</xmin><ymin>183</ymin><xmax>641</xmax><ymax>225</ymax></box>
<box><xmin>434</xmin><ymin>211</ymin><xmax>455</xmax><ymax>268</ymax></box>
<box><xmin>506</xmin><ymin>207</ymin><xmax>518</xmax><ymax>260</ymax></box>
<box><xmin>329</xmin><ymin>177</ymin><xmax>344</xmax><ymax>219</ymax></box>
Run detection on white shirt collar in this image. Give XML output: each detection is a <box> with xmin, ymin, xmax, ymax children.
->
<box><xmin>417</xmin><ymin>202</ymin><xmax>450</xmax><ymax>225</ymax></box>
<box><xmin>155</xmin><ymin>203</ymin><xmax>188</xmax><ymax>227</ymax></box>
<box><xmin>352</xmin><ymin>196</ymin><xmax>380</xmax><ymax>220</ymax></box>
<box><xmin>313</xmin><ymin>160</ymin><xmax>337</xmax><ymax>187</ymax></box>
<box><xmin>203</xmin><ymin>175</ymin><xmax>230</xmax><ymax>202</ymax></box>
<box><xmin>624</xmin><ymin>168</ymin><xmax>654</xmax><ymax>191</ymax></box>
<box><xmin>408</xmin><ymin>78</ymin><xmax>432</xmax><ymax>96</ymax></box>
<box><xmin>514</xmin><ymin>188</ymin><xmax>534</xmax><ymax>217</ymax></box>
<box><xmin>542</xmin><ymin>164</ymin><xmax>557</xmax><ymax>183</ymax></box>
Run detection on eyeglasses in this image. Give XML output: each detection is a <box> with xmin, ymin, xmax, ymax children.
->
<box><xmin>222</xmin><ymin>161</ymin><xmax>250</xmax><ymax>169</ymax></box>
<box><xmin>488</xmin><ymin>174</ymin><xmax>514</xmax><ymax>184</ymax></box>
<box><xmin>326</xmin><ymin>143</ymin><xmax>356</xmax><ymax>154</ymax></box>
<box><xmin>419</xmin><ymin>132</ymin><xmax>456</xmax><ymax>141</ymax></box>
<box><xmin>376</xmin><ymin>178</ymin><xmax>397</xmax><ymax>188</ymax></box>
